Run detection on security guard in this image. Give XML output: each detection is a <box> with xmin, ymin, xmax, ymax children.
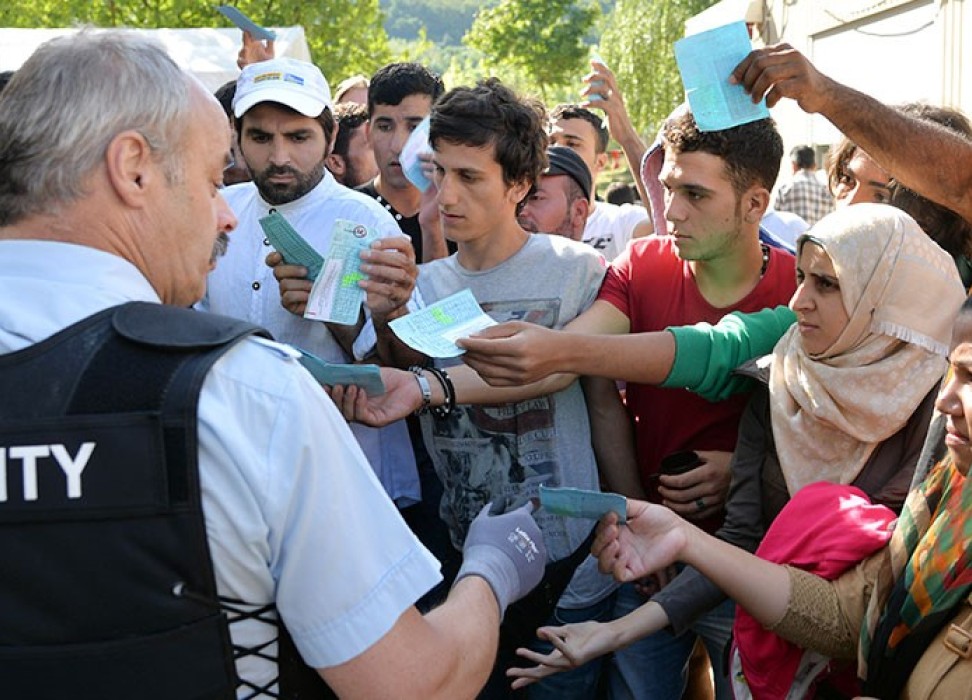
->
<box><xmin>0</xmin><ymin>30</ymin><xmax>545</xmax><ymax>699</ymax></box>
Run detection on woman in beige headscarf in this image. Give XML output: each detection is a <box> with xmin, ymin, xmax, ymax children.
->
<box><xmin>770</xmin><ymin>202</ymin><xmax>962</xmax><ymax>501</ymax></box>
<box><xmin>506</xmin><ymin>204</ymin><xmax>966</xmax><ymax>694</ymax></box>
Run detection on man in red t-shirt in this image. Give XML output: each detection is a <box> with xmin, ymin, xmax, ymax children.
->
<box><xmin>521</xmin><ymin>110</ymin><xmax>796</xmax><ymax>699</ymax></box>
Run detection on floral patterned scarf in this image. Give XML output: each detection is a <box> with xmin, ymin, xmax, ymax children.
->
<box><xmin>859</xmin><ymin>457</ymin><xmax>972</xmax><ymax>691</ymax></box>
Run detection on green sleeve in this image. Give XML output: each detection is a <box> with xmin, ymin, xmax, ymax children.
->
<box><xmin>661</xmin><ymin>306</ymin><xmax>797</xmax><ymax>402</ymax></box>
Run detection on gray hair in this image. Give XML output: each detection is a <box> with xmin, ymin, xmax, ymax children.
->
<box><xmin>0</xmin><ymin>30</ymin><xmax>192</xmax><ymax>226</ymax></box>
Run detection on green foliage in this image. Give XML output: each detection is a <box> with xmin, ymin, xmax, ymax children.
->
<box><xmin>0</xmin><ymin>0</ymin><xmax>391</xmax><ymax>84</ymax></box>
<box><xmin>599</xmin><ymin>0</ymin><xmax>715</xmax><ymax>136</ymax></box>
<box><xmin>382</xmin><ymin>0</ymin><xmax>485</xmax><ymax>45</ymax></box>
<box><xmin>463</xmin><ymin>0</ymin><xmax>600</xmax><ymax>100</ymax></box>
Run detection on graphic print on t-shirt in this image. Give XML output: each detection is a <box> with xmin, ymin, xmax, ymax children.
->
<box><xmin>425</xmin><ymin>296</ymin><xmax>575</xmax><ymax>557</ymax></box>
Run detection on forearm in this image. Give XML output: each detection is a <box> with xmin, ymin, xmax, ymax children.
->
<box><xmin>663</xmin><ymin>307</ymin><xmax>795</xmax><ymax>402</ymax></box>
<box><xmin>325</xmin><ymin>309</ymin><xmax>365</xmax><ymax>359</ymax></box>
<box><xmin>615</xmin><ymin>130</ymin><xmax>649</xmax><ymax>210</ymax></box>
<box><xmin>819</xmin><ymin>79</ymin><xmax>972</xmax><ymax>223</ymax></box>
<box><xmin>582</xmin><ymin>376</ymin><xmax>645</xmax><ymax>498</ymax></box>
<box><xmin>607</xmin><ymin>599</ymin><xmax>670</xmax><ymax>651</ymax></box>
<box><xmin>548</xmin><ymin>331</ymin><xmax>676</xmax><ymax>385</ymax></box>
<box><xmin>679</xmin><ymin>521</ymin><xmax>791</xmax><ymax>627</ymax></box>
<box><xmin>420</xmin><ymin>226</ymin><xmax>450</xmax><ymax>263</ymax></box>
<box><xmin>652</xmin><ymin>565</ymin><xmax>728</xmax><ymax>636</ymax></box>
<box><xmin>325</xmin><ymin>577</ymin><xmax>500</xmax><ymax>698</ymax></box>
<box><xmin>450</xmin><ymin>363</ymin><xmax>576</xmax><ymax>405</ymax></box>
<box><xmin>373</xmin><ymin>309</ymin><xmax>427</xmax><ymax>368</ymax></box>
<box><xmin>418</xmin><ymin>576</ymin><xmax>502</xmax><ymax>697</ymax></box>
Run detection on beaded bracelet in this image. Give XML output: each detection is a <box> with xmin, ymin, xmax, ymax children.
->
<box><xmin>408</xmin><ymin>365</ymin><xmax>432</xmax><ymax>415</ymax></box>
<box><xmin>425</xmin><ymin>366</ymin><xmax>456</xmax><ymax>418</ymax></box>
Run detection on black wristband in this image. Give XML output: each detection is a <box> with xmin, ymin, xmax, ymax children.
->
<box><xmin>426</xmin><ymin>366</ymin><xmax>456</xmax><ymax>418</ymax></box>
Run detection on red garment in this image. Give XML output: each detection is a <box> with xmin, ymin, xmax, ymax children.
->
<box><xmin>598</xmin><ymin>235</ymin><xmax>796</xmax><ymax>531</ymax></box>
<box><xmin>733</xmin><ymin>482</ymin><xmax>897</xmax><ymax>699</ymax></box>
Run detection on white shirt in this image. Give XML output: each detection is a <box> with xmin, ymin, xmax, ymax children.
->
<box><xmin>582</xmin><ymin>201</ymin><xmax>649</xmax><ymax>261</ymax></box>
<box><xmin>201</xmin><ymin>172</ymin><xmax>420</xmax><ymax>506</ymax></box>
<box><xmin>0</xmin><ymin>240</ymin><xmax>441</xmax><ymax>695</ymax></box>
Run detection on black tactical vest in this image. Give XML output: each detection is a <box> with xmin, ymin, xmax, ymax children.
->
<box><xmin>0</xmin><ymin>302</ymin><xmax>333</xmax><ymax>699</ymax></box>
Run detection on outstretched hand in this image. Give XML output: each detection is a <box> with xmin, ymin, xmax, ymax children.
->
<box><xmin>458</xmin><ymin>321</ymin><xmax>564</xmax><ymax>386</ymax></box>
<box><xmin>325</xmin><ymin>367</ymin><xmax>420</xmax><ymax>427</ymax></box>
<box><xmin>730</xmin><ymin>43</ymin><xmax>835</xmax><ymax>112</ymax></box>
<box><xmin>593</xmin><ymin>502</ymin><xmax>688</xmax><ymax>583</ymax></box>
<box><xmin>507</xmin><ymin>620</ymin><xmax>617</xmax><ymax>690</ymax></box>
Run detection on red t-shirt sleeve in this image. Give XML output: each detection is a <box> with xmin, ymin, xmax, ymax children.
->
<box><xmin>597</xmin><ymin>238</ymin><xmax>652</xmax><ymax>318</ymax></box>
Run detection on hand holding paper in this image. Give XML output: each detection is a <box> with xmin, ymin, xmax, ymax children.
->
<box><xmin>674</xmin><ymin>21</ymin><xmax>769</xmax><ymax>131</ymax></box>
<box><xmin>400</xmin><ymin>116</ymin><xmax>432</xmax><ymax>193</ymax></box>
<box><xmin>540</xmin><ymin>486</ymin><xmax>627</xmax><ymax>524</ymax></box>
<box><xmin>296</xmin><ymin>348</ymin><xmax>385</xmax><ymax>396</ymax></box>
<box><xmin>304</xmin><ymin>220</ymin><xmax>378</xmax><ymax>325</ymax></box>
<box><xmin>388</xmin><ymin>289</ymin><xmax>497</xmax><ymax>358</ymax></box>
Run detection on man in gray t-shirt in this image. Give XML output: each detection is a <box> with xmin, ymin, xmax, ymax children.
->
<box><xmin>361</xmin><ymin>79</ymin><xmax>622</xmax><ymax>700</ymax></box>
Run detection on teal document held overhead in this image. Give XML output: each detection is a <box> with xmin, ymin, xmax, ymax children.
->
<box><xmin>674</xmin><ymin>21</ymin><xmax>769</xmax><ymax>132</ymax></box>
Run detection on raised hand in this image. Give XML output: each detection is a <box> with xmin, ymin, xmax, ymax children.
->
<box><xmin>582</xmin><ymin>60</ymin><xmax>630</xmax><ymax>136</ymax></box>
<box><xmin>730</xmin><ymin>43</ymin><xmax>836</xmax><ymax>112</ymax></box>
<box><xmin>237</xmin><ymin>30</ymin><xmax>275</xmax><ymax>70</ymax></box>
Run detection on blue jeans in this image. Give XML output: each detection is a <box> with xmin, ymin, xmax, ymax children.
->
<box><xmin>522</xmin><ymin>592</ymin><xmax>617</xmax><ymax>700</ymax></box>
<box><xmin>607</xmin><ymin>583</ymin><xmax>734</xmax><ymax>700</ymax></box>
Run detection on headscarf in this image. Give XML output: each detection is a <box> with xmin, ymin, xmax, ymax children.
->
<box><xmin>770</xmin><ymin>204</ymin><xmax>965</xmax><ymax>495</ymax></box>
<box><xmin>859</xmin><ymin>457</ymin><xmax>972</xmax><ymax>694</ymax></box>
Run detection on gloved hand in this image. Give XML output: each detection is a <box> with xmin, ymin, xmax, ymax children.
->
<box><xmin>455</xmin><ymin>499</ymin><xmax>546</xmax><ymax>618</ymax></box>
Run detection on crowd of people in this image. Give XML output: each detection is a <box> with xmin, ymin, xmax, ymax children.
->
<box><xmin>1</xmin><ymin>22</ymin><xmax>971</xmax><ymax>700</ymax></box>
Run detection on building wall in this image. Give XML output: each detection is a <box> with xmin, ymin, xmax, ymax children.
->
<box><xmin>750</xmin><ymin>0</ymin><xmax>967</xmax><ymax>182</ymax></box>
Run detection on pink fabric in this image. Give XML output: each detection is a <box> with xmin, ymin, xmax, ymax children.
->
<box><xmin>640</xmin><ymin>142</ymin><xmax>668</xmax><ymax>237</ymax></box>
<box><xmin>733</xmin><ymin>482</ymin><xmax>896</xmax><ymax>699</ymax></box>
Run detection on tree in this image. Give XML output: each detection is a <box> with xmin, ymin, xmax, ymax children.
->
<box><xmin>0</xmin><ymin>0</ymin><xmax>391</xmax><ymax>83</ymax></box>
<box><xmin>598</xmin><ymin>0</ymin><xmax>716</xmax><ymax>137</ymax></box>
<box><xmin>463</xmin><ymin>0</ymin><xmax>600</xmax><ymax>100</ymax></box>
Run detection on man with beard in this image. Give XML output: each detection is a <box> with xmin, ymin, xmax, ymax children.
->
<box><xmin>200</xmin><ymin>57</ymin><xmax>420</xmax><ymax>507</ymax></box>
<box><xmin>518</xmin><ymin>145</ymin><xmax>593</xmax><ymax>242</ymax></box>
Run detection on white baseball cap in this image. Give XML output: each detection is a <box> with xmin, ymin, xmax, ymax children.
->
<box><xmin>233</xmin><ymin>58</ymin><xmax>332</xmax><ymax>118</ymax></box>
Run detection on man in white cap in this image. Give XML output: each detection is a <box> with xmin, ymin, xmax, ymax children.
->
<box><xmin>199</xmin><ymin>58</ymin><xmax>420</xmax><ymax>508</ymax></box>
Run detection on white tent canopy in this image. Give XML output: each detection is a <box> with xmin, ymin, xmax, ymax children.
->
<box><xmin>0</xmin><ymin>26</ymin><xmax>311</xmax><ymax>92</ymax></box>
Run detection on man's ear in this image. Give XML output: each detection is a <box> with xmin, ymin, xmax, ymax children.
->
<box><xmin>570</xmin><ymin>197</ymin><xmax>591</xmax><ymax>240</ymax></box>
<box><xmin>104</xmin><ymin>129</ymin><xmax>158</xmax><ymax>208</ymax></box>
<box><xmin>593</xmin><ymin>151</ymin><xmax>608</xmax><ymax>178</ymax></box>
<box><xmin>508</xmin><ymin>179</ymin><xmax>533</xmax><ymax>207</ymax></box>
<box><xmin>326</xmin><ymin>153</ymin><xmax>347</xmax><ymax>182</ymax></box>
<box><xmin>741</xmin><ymin>186</ymin><xmax>771</xmax><ymax>224</ymax></box>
